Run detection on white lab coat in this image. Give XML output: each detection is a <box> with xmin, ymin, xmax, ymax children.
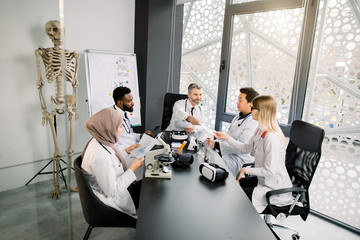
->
<box><xmin>112</xmin><ymin>105</ymin><xmax>143</xmax><ymax>180</ymax></box>
<box><xmin>218</xmin><ymin>114</ymin><xmax>258</xmax><ymax>177</ymax></box>
<box><xmin>228</xmin><ymin>130</ymin><xmax>293</xmax><ymax>213</ymax></box>
<box><xmin>166</xmin><ymin>99</ymin><xmax>205</xmax><ymax>137</ymax></box>
<box><xmin>82</xmin><ymin>138</ymin><xmax>137</xmax><ymax>218</ymax></box>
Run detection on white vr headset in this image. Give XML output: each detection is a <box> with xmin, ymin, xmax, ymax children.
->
<box><xmin>199</xmin><ymin>162</ymin><xmax>229</xmax><ymax>182</ymax></box>
<box><xmin>171</xmin><ymin>131</ymin><xmax>188</xmax><ymax>141</ymax></box>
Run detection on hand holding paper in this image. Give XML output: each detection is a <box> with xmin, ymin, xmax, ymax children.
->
<box><xmin>200</xmin><ymin>124</ymin><xmax>215</xmax><ymax>137</ymax></box>
<box><xmin>129</xmin><ymin>134</ymin><xmax>157</xmax><ymax>159</ymax></box>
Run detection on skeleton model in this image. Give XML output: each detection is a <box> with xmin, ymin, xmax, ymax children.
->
<box><xmin>35</xmin><ymin>20</ymin><xmax>79</xmax><ymax>199</ymax></box>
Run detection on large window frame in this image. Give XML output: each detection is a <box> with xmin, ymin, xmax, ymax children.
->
<box><xmin>215</xmin><ymin>0</ymin><xmax>320</xmax><ymax>136</ymax></box>
<box><xmin>176</xmin><ymin>0</ymin><xmax>360</xmax><ymax>233</ymax></box>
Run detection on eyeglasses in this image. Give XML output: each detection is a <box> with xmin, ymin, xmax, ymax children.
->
<box><xmin>251</xmin><ymin>106</ymin><xmax>258</xmax><ymax>111</ymax></box>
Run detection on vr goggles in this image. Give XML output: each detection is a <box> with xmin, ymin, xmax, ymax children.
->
<box><xmin>199</xmin><ymin>162</ymin><xmax>229</xmax><ymax>182</ymax></box>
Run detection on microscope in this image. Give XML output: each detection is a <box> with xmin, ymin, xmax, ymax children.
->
<box><xmin>144</xmin><ymin>133</ymin><xmax>174</xmax><ymax>179</ymax></box>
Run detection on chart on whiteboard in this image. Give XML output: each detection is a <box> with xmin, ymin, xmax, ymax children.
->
<box><xmin>85</xmin><ymin>50</ymin><xmax>141</xmax><ymax>126</ymax></box>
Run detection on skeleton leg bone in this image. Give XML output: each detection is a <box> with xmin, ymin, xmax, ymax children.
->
<box><xmin>50</xmin><ymin>155</ymin><xmax>61</xmax><ymax>199</ymax></box>
<box><xmin>46</xmin><ymin>110</ymin><xmax>62</xmax><ymax>199</ymax></box>
<box><xmin>62</xmin><ymin>95</ymin><xmax>78</xmax><ymax>192</ymax></box>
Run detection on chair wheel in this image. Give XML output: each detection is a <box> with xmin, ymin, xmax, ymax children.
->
<box><xmin>292</xmin><ymin>233</ymin><xmax>300</xmax><ymax>240</ymax></box>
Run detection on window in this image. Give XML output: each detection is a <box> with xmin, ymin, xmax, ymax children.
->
<box><xmin>180</xmin><ymin>0</ymin><xmax>226</xmax><ymax>129</ymax></box>
<box><xmin>179</xmin><ymin>0</ymin><xmax>359</xmax><ymax>230</ymax></box>
<box><xmin>226</xmin><ymin>9</ymin><xmax>305</xmax><ymax>126</ymax></box>
<box><xmin>303</xmin><ymin>0</ymin><xmax>360</xmax><ymax>228</ymax></box>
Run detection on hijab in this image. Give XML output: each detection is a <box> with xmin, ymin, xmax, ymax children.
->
<box><xmin>83</xmin><ymin>108</ymin><xmax>128</xmax><ymax>170</ymax></box>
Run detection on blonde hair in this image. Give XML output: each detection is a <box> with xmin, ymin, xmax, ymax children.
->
<box><xmin>252</xmin><ymin>95</ymin><xmax>285</xmax><ymax>142</ymax></box>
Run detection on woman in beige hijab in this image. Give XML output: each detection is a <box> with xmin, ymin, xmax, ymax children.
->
<box><xmin>82</xmin><ymin>108</ymin><xmax>144</xmax><ymax>218</ymax></box>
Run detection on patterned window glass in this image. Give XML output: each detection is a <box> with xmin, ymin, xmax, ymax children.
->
<box><xmin>226</xmin><ymin>9</ymin><xmax>304</xmax><ymax>124</ymax></box>
<box><xmin>303</xmin><ymin>0</ymin><xmax>360</xmax><ymax>228</ymax></box>
<box><xmin>180</xmin><ymin>0</ymin><xmax>226</xmax><ymax>129</ymax></box>
<box><xmin>181</xmin><ymin>0</ymin><xmax>359</xmax><ymax>229</ymax></box>
<box><xmin>220</xmin><ymin>121</ymin><xmax>231</xmax><ymax>132</ymax></box>
<box><xmin>232</xmin><ymin>0</ymin><xmax>260</xmax><ymax>3</ymax></box>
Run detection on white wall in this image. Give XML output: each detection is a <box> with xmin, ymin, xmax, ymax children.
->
<box><xmin>0</xmin><ymin>0</ymin><xmax>135</xmax><ymax>191</ymax></box>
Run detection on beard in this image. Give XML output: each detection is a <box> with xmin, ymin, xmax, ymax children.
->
<box><xmin>123</xmin><ymin>105</ymin><xmax>134</xmax><ymax>112</ymax></box>
<box><xmin>189</xmin><ymin>97</ymin><xmax>200</xmax><ymax>105</ymax></box>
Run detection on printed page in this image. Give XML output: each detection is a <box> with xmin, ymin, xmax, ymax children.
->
<box><xmin>129</xmin><ymin>134</ymin><xmax>157</xmax><ymax>159</ymax></box>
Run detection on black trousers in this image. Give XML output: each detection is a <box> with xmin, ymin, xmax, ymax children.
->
<box><xmin>239</xmin><ymin>176</ymin><xmax>258</xmax><ymax>201</ymax></box>
<box><xmin>128</xmin><ymin>181</ymin><xmax>142</xmax><ymax>209</ymax></box>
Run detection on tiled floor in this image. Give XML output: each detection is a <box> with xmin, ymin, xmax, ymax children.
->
<box><xmin>0</xmin><ymin>177</ymin><xmax>358</xmax><ymax>240</ymax></box>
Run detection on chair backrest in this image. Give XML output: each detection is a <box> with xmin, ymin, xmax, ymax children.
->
<box><xmin>73</xmin><ymin>156</ymin><xmax>136</xmax><ymax>228</ymax></box>
<box><xmin>161</xmin><ymin>92</ymin><xmax>188</xmax><ymax>130</ymax></box>
<box><xmin>286</xmin><ymin>120</ymin><xmax>325</xmax><ymax>188</ymax></box>
<box><xmin>74</xmin><ymin>155</ymin><xmax>104</xmax><ymax>226</ymax></box>
<box><xmin>285</xmin><ymin>120</ymin><xmax>325</xmax><ymax>220</ymax></box>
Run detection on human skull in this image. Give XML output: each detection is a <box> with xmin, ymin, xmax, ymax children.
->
<box><xmin>45</xmin><ymin>20</ymin><xmax>62</xmax><ymax>46</ymax></box>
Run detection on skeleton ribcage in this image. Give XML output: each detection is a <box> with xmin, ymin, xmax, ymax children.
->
<box><xmin>41</xmin><ymin>48</ymin><xmax>76</xmax><ymax>84</ymax></box>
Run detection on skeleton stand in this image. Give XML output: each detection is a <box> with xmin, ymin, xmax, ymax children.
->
<box><xmin>25</xmin><ymin>115</ymin><xmax>73</xmax><ymax>188</ymax></box>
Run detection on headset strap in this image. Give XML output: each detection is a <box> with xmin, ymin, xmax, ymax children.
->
<box><xmin>209</xmin><ymin>163</ymin><xmax>229</xmax><ymax>177</ymax></box>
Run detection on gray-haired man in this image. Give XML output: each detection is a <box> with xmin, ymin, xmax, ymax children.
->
<box><xmin>166</xmin><ymin>83</ymin><xmax>204</xmax><ymax>134</ymax></box>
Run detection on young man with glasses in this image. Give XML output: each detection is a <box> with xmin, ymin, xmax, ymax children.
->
<box><xmin>208</xmin><ymin>87</ymin><xmax>259</xmax><ymax>177</ymax></box>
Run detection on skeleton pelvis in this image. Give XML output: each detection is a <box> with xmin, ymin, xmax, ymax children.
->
<box><xmin>51</xmin><ymin>96</ymin><xmax>65</xmax><ymax>114</ymax></box>
<box><xmin>50</xmin><ymin>94</ymin><xmax>77</xmax><ymax>114</ymax></box>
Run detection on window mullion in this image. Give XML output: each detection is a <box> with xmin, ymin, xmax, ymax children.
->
<box><xmin>288</xmin><ymin>0</ymin><xmax>320</xmax><ymax>127</ymax></box>
<box><xmin>215</xmin><ymin>0</ymin><xmax>233</xmax><ymax>131</ymax></box>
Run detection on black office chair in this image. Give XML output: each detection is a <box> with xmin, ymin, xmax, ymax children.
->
<box><xmin>74</xmin><ymin>156</ymin><xmax>136</xmax><ymax>240</ymax></box>
<box><xmin>160</xmin><ymin>92</ymin><xmax>188</xmax><ymax>131</ymax></box>
<box><xmin>261</xmin><ymin>120</ymin><xmax>325</xmax><ymax>240</ymax></box>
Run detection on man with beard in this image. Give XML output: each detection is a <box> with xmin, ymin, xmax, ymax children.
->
<box><xmin>166</xmin><ymin>83</ymin><xmax>204</xmax><ymax>134</ymax></box>
<box><xmin>112</xmin><ymin>86</ymin><xmax>152</xmax><ymax>180</ymax></box>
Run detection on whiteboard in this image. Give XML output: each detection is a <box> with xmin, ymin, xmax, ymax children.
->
<box><xmin>84</xmin><ymin>49</ymin><xmax>141</xmax><ymax>126</ymax></box>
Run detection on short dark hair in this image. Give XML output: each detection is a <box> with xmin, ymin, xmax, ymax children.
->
<box><xmin>188</xmin><ymin>83</ymin><xmax>201</xmax><ymax>93</ymax></box>
<box><xmin>240</xmin><ymin>87</ymin><xmax>259</xmax><ymax>103</ymax></box>
<box><xmin>113</xmin><ymin>86</ymin><xmax>131</xmax><ymax>103</ymax></box>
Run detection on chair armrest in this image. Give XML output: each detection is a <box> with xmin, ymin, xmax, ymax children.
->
<box><xmin>265</xmin><ymin>187</ymin><xmax>306</xmax><ymax>217</ymax></box>
<box><xmin>242</xmin><ymin>162</ymin><xmax>254</xmax><ymax>177</ymax></box>
<box><xmin>242</xmin><ymin>162</ymin><xmax>255</xmax><ymax>168</ymax></box>
<box><xmin>266</xmin><ymin>187</ymin><xmax>306</xmax><ymax>198</ymax></box>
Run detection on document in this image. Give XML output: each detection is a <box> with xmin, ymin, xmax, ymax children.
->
<box><xmin>200</xmin><ymin>124</ymin><xmax>215</xmax><ymax>137</ymax></box>
<box><xmin>129</xmin><ymin>134</ymin><xmax>158</xmax><ymax>159</ymax></box>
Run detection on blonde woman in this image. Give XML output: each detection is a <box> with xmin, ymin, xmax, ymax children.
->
<box><xmin>214</xmin><ymin>95</ymin><xmax>293</xmax><ymax>213</ymax></box>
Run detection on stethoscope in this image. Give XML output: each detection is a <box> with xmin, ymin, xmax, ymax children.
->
<box><xmin>185</xmin><ymin>99</ymin><xmax>202</xmax><ymax>115</ymax></box>
<box><xmin>250</xmin><ymin>129</ymin><xmax>267</xmax><ymax>156</ymax></box>
<box><xmin>113</xmin><ymin>105</ymin><xmax>131</xmax><ymax>134</ymax></box>
<box><xmin>228</xmin><ymin>113</ymin><xmax>252</xmax><ymax>131</ymax></box>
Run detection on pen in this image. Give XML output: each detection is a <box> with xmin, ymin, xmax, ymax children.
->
<box><xmin>176</xmin><ymin>141</ymin><xmax>187</xmax><ymax>153</ymax></box>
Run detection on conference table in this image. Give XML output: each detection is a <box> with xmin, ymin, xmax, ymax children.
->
<box><xmin>135</xmin><ymin>136</ymin><xmax>275</xmax><ymax>240</ymax></box>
